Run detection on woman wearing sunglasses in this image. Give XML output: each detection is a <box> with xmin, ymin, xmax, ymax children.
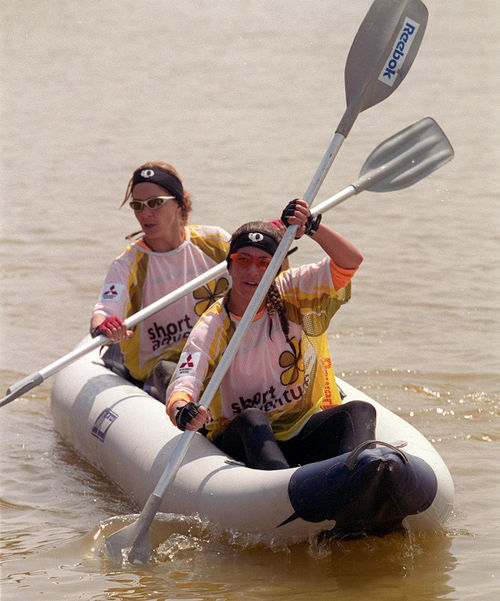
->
<box><xmin>166</xmin><ymin>199</ymin><xmax>376</xmax><ymax>469</ymax></box>
<box><xmin>89</xmin><ymin>161</ymin><xmax>231</xmax><ymax>398</ymax></box>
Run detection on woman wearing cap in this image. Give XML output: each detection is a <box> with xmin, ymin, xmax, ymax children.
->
<box><xmin>166</xmin><ymin>199</ymin><xmax>376</xmax><ymax>469</ymax></box>
<box><xmin>90</xmin><ymin>161</ymin><xmax>231</xmax><ymax>398</ymax></box>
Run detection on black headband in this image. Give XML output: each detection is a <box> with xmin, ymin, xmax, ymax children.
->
<box><xmin>229</xmin><ymin>230</ymin><xmax>280</xmax><ymax>258</ymax></box>
<box><xmin>132</xmin><ymin>167</ymin><xmax>184</xmax><ymax>205</ymax></box>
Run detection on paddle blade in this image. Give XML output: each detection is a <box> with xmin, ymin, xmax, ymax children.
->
<box><xmin>357</xmin><ymin>117</ymin><xmax>454</xmax><ymax>193</ymax></box>
<box><xmin>104</xmin><ymin>518</ymin><xmax>152</xmax><ymax>564</ymax></box>
<box><xmin>105</xmin><ymin>493</ymin><xmax>162</xmax><ymax>564</ymax></box>
<box><xmin>339</xmin><ymin>0</ymin><xmax>428</xmax><ymax>136</ymax></box>
<box><xmin>0</xmin><ymin>373</ymin><xmax>43</xmax><ymax>407</ymax></box>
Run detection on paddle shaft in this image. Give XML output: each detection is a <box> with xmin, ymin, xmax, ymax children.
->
<box><xmin>1</xmin><ymin>116</ymin><xmax>448</xmax><ymax>412</ymax></box>
<box><xmin>0</xmin><ymin>131</ymin><xmax>340</xmax><ymax>411</ymax></box>
<box><xmin>0</xmin><ymin>172</ymin><xmax>383</xmax><ymax>410</ymax></box>
<box><xmin>188</xmin><ymin>0</ymin><xmax>432</xmax><ymax>411</ymax></box>
<box><xmin>147</xmin><ymin>116</ymin><xmax>456</xmax><ymax>503</ymax></box>
<box><xmin>129</xmin><ymin>51</ymin><xmax>346</xmax><ymax>555</ymax></box>
<box><xmin>127</xmin><ymin>117</ymin><xmax>455</xmax><ymax>562</ymax></box>
<box><xmin>1</xmin><ymin>0</ymin><xmax>429</xmax><ymax>411</ymax></box>
<box><xmin>0</xmin><ymin>263</ymin><xmax>227</xmax><ymax>408</ymax></box>
<box><xmin>108</xmin><ymin>0</ymin><xmax>431</xmax><ymax>563</ymax></box>
<box><xmin>147</xmin><ymin>125</ymin><xmax>353</xmax><ymax>504</ymax></box>
<box><xmin>114</xmin><ymin>117</ymin><xmax>454</xmax><ymax>564</ymax></box>
<box><xmin>0</xmin><ymin>138</ymin><xmax>349</xmax><ymax>410</ymax></box>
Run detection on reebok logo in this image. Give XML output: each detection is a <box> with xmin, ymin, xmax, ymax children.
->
<box><xmin>378</xmin><ymin>17</ymin><xmax>420</xmax><ymax>87</ymax></box>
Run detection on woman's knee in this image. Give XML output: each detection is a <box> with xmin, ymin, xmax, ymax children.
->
<box><xmin>235</xmin><ymin>407</ymin><xmax>271</xmax><ymax>431</ymax></box>
<box><xmin>345</xmin><ymin>400</ymin><xmax>377</xmax><ymax>434</ymax></box>
<box><xmin>346</xmin><ymin>400</ymin><xmax>376</xmax><ymax>419</ymax></box>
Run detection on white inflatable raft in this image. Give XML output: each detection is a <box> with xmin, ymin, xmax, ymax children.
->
<box><xmin>51</xmin><ymin>344</ymin><xmax>454</xmax><ymax>543</ymax></box>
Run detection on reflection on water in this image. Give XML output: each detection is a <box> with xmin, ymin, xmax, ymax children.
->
<box><xmin>3</xmin><ymin>511</ymin><xmax>457</xmax><ymax>601</ymax></box>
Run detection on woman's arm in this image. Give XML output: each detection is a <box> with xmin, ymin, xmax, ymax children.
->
<box><xmin>167</xmin><ymin>394</ymin><xmax>211</xmax><ymax>432</ymax></box>
<box><xmin>90</xmin><ymin>259</ymin><xmax>134</xmax><ymax>340</ymax></box>
<box><xmin>308</xmin><ymin>222</ymin><xmax>363</xmax><ymax>270</ymax></box>
<box><xmin>282</xmin><ymin>199</ymin><xmax>363</xmax><ymax>269</ymax></box>
<box><xmin>166</xmin><ymin>306</ymin><xmax>226</xmax><ymax>431</ymax></box>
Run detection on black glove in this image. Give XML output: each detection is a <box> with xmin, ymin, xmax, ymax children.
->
<box><xmin>304</xmin><ymin>213</ymin><xmax>322</xmax><ymax>236</ymax></box>
<box><xmin>175</xmin><ymin>401</ymin><xmax>201</xmax><ymax>431</ymax></box>
<box><xmin>281</xmin><ymin>199</ymin><xmax>322</xmax><ymax>237</ymax></box>
<box><xmin>280</xmin><ymin>199</ymin><xmax>298</xmax><ymax>228</ymax></box>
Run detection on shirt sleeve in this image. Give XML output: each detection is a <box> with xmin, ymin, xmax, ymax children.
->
<box><xmin>165</xmin><ymin>306</ymin><xmax>227</xmax><ymax>413</ymax></box>
<box><xmin>279</xmin><ymin>256</ymin><xmax>353</xmax><ymax>300</ymax></box>
<box><xmin>92</xmin><ymin>256</ymin><xmax>131</xmax><ymax>319</ymax></box>
<box><xmin>277</xmin><ymin>257</ymin><xmax>353</xmax><ymax>335</ymax></box>
<box><xmin>329</xmin><ymin>257</ymin><xmax>358</xmax><ymax>291</ymax></box>
<box><xmin>218</xmin><ymin>226</ymin><xmax>232</xmax><ymax>244</ymax></box>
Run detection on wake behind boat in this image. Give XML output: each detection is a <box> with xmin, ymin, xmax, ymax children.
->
<box><xmin>51</xmin><ymin>343</ymin><xmax>454</xmax><ymax>545</ymax></box>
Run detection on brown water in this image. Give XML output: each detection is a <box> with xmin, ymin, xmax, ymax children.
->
<box><xmin>1</xmin><ymin>1</ymin><xmax>499</xmax><ymax>599</ymax></box>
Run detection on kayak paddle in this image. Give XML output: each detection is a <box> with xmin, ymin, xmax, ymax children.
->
<box><xmin>0</xmin><ymin>264</ymin><xmax>226</xmax><ymax>408</ymax></box>
<box><xmin>0</xmin><ymin>0</ymin><xmax>428</xmax><ymax>411</ymax></box>
<box><xmin>106</xmin><ymin>114</ymin><xmax>453</xmax><ymax>565</ymax></box>
<box><xmin>105</xmin><ymin>0</ymin><xmax>430</xmax><ymax>564</ymax></box>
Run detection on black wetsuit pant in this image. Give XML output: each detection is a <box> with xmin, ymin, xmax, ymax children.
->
<box><xmin>214</xmin><ymin>401</ymin><xmax>376</xmax><ymax>470</ymax></box>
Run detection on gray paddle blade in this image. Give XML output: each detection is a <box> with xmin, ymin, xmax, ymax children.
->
<box><xmin>105</xmin><ymin>492</ymin><xmax>163</xmax><ymax>564</ymax></box>
<box><xmin>357</xmin><ymin>117</ymin><xmax>454</xmax><ymax>193</ymax></box>
<box><xmin>105</xmin><ymin>513</ymin><xmax>153</xmax><ymax>564</ymax></box>
<box><xmin>339</xmin><ymin>0</ymin><xmax>428</xmax><ymax>136</ymax></box>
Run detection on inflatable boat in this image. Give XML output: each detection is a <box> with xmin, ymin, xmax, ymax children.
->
<box><xmin>51</xmin><ymin>342</ymin><xmax>454</xmax><ymax>543</ymax></box>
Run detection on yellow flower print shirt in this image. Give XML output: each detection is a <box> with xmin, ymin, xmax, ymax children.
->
<box><xmin>92</xmin><ymin>224</ymin><xmax>230</xmax><ymax>382</ymax></box>
<box><xmin>167</xmin><ymin>257</ymin><xmax>356</xmax><ymax>442</ymax></box>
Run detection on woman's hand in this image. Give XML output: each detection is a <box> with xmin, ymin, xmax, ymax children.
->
<box><xmin>280</xmin><ymin>199</ymin><xmax>321</xmax><ymax>238</ymax></box>
<box><xmin>172</xmin><ymin>401</ymin><xmax>211</xmax><ymax>431</ymax></box>
<box><xmin>91</xmin><ymin>315</ymin><xmax>134</xmax><ymax>341</ymax></box>
<box><xmin>281</xmin><ymin>198</ymin><xmax>362</xmax><ymax>270</ymax></box>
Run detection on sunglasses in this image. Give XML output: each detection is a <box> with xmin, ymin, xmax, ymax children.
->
<box><xmin>129</xmin><ymin>196</ymin><xmax>175</xmax><ymax>212</ymax></box>
<box><xmin>229</xmin><ymin>253</ymin><xmax>272</xmax><ymax>271</ymax></box>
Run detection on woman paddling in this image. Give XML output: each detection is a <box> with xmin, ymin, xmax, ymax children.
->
<box><xmin>166</xmin><ymin>199</ymin><xmax>376</xmax><ymax>469</ymax></box>
<box><xmin>90</xmin><ymin>161</ymin><xmax>231</xmax><ymax>399</ymax></box>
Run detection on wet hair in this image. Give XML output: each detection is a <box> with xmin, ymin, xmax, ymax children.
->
<box><xmin>121</xmin><ymin>161</ymin><xmax>193</xmax><ymax>226</ymax></box>
<box><xmin>224</xmin><ymin>221</ymin><xmax>290</xmax><ymax>341</ymax></box>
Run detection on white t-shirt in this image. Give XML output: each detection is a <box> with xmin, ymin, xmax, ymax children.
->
<box><xmin>93</xmin><ymin>224</ymin><xmax>230</xmax><ymax>381</ymax></box>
